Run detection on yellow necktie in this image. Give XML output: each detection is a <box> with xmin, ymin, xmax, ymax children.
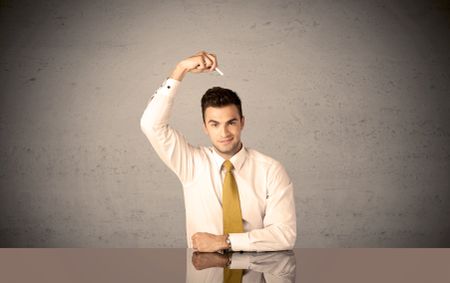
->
<box><xmin>222</xmin><ymin>160</ymin><xmax>244</xmax><ymax>234</ymax></box>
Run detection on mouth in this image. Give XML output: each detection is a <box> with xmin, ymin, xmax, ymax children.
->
<box><xmin>219</xmin><ymin>138</ymin><xmax>233</xmax><ymax>144</ymax></box>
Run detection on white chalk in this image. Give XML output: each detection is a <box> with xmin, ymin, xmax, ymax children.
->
<box><xmin>215</xmin><ymin>67</ymin><xmax>224</xmax><ymax>76</ymax></box>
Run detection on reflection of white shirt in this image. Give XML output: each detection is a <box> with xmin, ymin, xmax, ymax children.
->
<box><xmin>140</xmin><ymin>78</ymin><xmax>296</xmax><ymax>252</ymax></box>
<box><xmin>186</xmin><ymin>249</ymin><xmax>296</xmax><ymax>283</ymax></box>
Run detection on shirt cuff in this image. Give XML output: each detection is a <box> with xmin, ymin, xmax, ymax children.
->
<box><xmin>228</xmin><ymin>253</ymin><xmax>252</xmax><ymax>269</ymax></box>
<box><xmin>158</xmin><ymin>77</ymin><xmax>181</xmax><ymax>96</ymax></box>
<box><xmin>228</xmin><ymin>232</ymin><xmax>250</xmax><ymax>252</ymax></box>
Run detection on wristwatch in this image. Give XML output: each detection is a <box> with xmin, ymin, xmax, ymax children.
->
<box><xmin>225</xmin><ymin>234</ymin><xmax>232</xmax><ymax>252</ymax></box>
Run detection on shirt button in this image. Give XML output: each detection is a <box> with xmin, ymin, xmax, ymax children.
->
<box><xmin>167</xmin><ymin>85</ymin><xmax>171</xmax><ymax>89</ymax></box>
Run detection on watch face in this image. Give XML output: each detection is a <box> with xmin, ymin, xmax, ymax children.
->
<box><xmin>227</xmin><ymin>239</ymin><xmax>232</xmax><ymax>251</ymax></box>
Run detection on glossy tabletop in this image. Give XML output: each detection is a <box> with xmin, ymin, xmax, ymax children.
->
<box><xmin>1</xmin><ymin>248</ymin><xmax>449</xmax><ymax>282</ymax></box>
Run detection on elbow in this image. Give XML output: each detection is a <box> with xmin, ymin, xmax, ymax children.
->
<box><xmin>284</xmin><ymin>231</ymin><xmax>296</xmax><ymax>250</ymax></box>
<box><xmin>140</xmin><ymin>114</ymin><xmax>149</xmax><ymax>134</ymax></box>
<box><xmin>278</xmin><ymin>225</ymin><xmax>297</xmax><ymax>251</ymax></box>
<box><xmin>260</xmin><ymin>225</ymin><xmax>296</xmax><ymax>252</ymax></box>
<box><xmin>289</xmin><ymin>224</ymin><xmax>297</xmax><ymax>249</ymax></box>
<box><xmin>286</xmin><ymin>237</ymin><xmax>296</xmax><ymax>250</ymax></box>
<box><xmin>140</xmin><ymin>113</ymin><xmax>157</xmax><ymax>137</ymax></box>
<box><xmin>140</xmin><ymin>114</ymin><xmax>166</xmax><ymax>143</ymax></box>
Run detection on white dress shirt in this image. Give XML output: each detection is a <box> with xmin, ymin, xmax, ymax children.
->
<box><xmin>140</xmin><ymin>78</ymin><xmax>296</xmax><ymax>252</ymax></box>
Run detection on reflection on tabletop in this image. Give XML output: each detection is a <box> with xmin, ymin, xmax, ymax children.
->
<box><xmin>186</xmin><ymin>249</ymin><xmax>296</xmax><ymax>283</ymax></box>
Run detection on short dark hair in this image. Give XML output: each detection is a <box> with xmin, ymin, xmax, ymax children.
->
<box><xmin>201</xmin><ymin>86</ymin><xmax>243</xmax><ymax>123</ymax></box>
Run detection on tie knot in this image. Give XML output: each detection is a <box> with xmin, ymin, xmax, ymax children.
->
<box><xmin>223</xmin><ymin>160</ymin><xmax>234</xmax><ymax>172</ymax></box>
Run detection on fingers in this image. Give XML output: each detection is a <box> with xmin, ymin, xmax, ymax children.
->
<box><xmin>202</xmin><ymin>53</ymin><xmax>213</xmax><ymax>70</ymax></box>
<box><xmin>192</xmin><ymin>233</ymin><xmax>198</xmax><ymax>250</ymax></box>
<box><xmin>192</xmin><ymin>51</ymin><xmax>218</xmax><ymax>73</ymax></box>
<box><xmin>203</xmin><ymin>52</ymin><xmax>217</xmax><ymax>72</ymax></box>
<box><xmin>191</xmin><ymin>233</ymin><xmax>199</xmax><ymax>250</ymax></box>
<box><xmin>194</xmin><ymin>50</ymin><xmax>205</xmax><ymax>56</ymax></box>
<box><xmin>194</xmin><ymin>53</ymin><xmax>209</xmax><ymax>72</ymax></box>
<box><xmin>208</xmin><ymin>53</ymin><xmax>218</xmax><ymax>71</ymax></box>
<box><xmin>194</xmin><ymin>57</ymin><xmax>206</xmax><ymax>72</ymax></box>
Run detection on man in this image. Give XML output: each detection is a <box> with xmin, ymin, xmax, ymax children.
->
<box><xmin>140</xmin><ymin>51</ymin><xmax>296</xmax><ymax>252</ymax></box>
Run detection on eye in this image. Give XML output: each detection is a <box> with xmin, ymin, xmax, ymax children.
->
<box><xmin>211</xmin><ymin>124</ymin><xmax>218</xmax><ymax>128</ymax></box>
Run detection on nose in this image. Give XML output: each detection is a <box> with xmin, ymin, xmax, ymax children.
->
<box><xmin>220</xmin><ymin>125</ymin><xmax>230</xmax><ymax>137</ymax></box>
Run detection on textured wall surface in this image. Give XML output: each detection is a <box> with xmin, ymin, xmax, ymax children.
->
<box><xmin>0</xmin><ymin>0</ymin><xmax>449</xmax><ymax>247</ymax></box>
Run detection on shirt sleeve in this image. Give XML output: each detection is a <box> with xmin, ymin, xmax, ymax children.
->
<box><xmin>229</xmin><ymin>251</ymin><xmax>296</xmax><ymax>282</ymax></box>
<box><xmin>140</xmin><ymin>78</ymin><xmax>200</xmax><ymax>185</ymax></box>
<box><xmin>228</xmin><ymin>161</ymin><xmax>297</xmax><ymax>252</ymax></box>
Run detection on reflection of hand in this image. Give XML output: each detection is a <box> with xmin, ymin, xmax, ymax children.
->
<box><xmin>192</xmin><ymin>252</ymin><xmax>230</xmax><ymax>270</ymax></box>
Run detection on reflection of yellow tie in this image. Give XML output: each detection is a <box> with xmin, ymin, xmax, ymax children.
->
<box><xmin>224</xmin><ymin>267</ymin><xmax>243</xmax><ymax>283</ymax></box>
<box><xmin>222</xmin><ymin>160</ymin><xmax>244</xmax><ymax>234</ymax></box>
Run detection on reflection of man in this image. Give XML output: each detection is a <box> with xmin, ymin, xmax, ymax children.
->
<box><xmin>188</xmin><ymin>249</ymin><xmax>296</xmax><ymax>283</ymax></box>
<box><xmin>140</xmin><ymin>51</ymin><xmax>296</xmax><ymax>252</ymax></box>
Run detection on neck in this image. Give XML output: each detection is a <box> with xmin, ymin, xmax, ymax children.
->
<box><xmin>215</xmin><ymin>142</ymin><xmax>242</xmax><ymax>160</ymax></box>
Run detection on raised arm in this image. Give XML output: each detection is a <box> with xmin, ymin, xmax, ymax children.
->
<box><xmin>140</xmin><ymin>51</ymin><xmax>218</xmax><ymax>184</ymax></box>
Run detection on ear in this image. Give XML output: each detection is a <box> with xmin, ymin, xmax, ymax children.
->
<box><xmin>202</xmin><ymin>122</ymin><xmax>209</xmax><ymax>135</ymax></box>
<box><xmin>241</xmin><ymin>116</ymin><xmax>245</xmax><ymax>130</ymax></box>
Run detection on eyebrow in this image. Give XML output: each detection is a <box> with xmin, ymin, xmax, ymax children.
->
<box><xmin>207</xmin><ymin>118</ymin><xmax>238</xmax><ymax>124</ymax></box>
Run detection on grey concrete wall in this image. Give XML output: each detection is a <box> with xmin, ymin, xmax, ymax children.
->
<box><xmin>0</xmin><ymin>0</ymin><xmax>449</xmax><ymax>247</ymax></box>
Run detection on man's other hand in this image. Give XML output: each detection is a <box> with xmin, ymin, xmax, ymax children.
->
<box><xmin>191</xmin><ymin>232</ymin><xmax>228</xmax><ymax>252</ymax></box>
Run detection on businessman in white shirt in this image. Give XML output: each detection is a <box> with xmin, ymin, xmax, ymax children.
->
<box><xmin>140</xmin><ymin>51</ymin><xmax>296</xmax><ymax>253</ymax></box>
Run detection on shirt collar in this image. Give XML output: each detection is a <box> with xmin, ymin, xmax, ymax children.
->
<box><xmin>211</xmin><ymin>142</ymin><xmax>247</xmax><ymax>173</ymax></box>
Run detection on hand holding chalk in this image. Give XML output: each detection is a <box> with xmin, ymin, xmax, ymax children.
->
<box><xmin>170</xmin><ymin>51</ymin><xmax>221</xmax><ymax>81</ymax></box>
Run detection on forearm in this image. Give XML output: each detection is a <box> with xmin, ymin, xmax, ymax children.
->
<box><xmin>229</xmin><ymin>222</ymin><xmax>296</xmax><ymax>252</ymax></box>
<box><xmin>170</xmin><ymin>64</ymin><xmax>188</xmax><ymax>81</ymax></box>
<box><xmin>140</xmin><ymin>76</ymin><xmax>199</xmax><ymax>184</ymax></box>
<box><xmin>140</xmin><ymin>78</ymin><xmax>179</xmax><ymax>132</ymax></box>
<box><xmin>141</xmin><ymin>50</ymin><xmax>216</xmax><ymax>125</ymax></box>
<box><xmin>140</xmin><ymin>65</ymin><xmax>186</xmax><ymax>129</ymax></box>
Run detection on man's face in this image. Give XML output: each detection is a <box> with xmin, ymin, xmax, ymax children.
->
<box><xmin>202</xmin><ymin>104</ymin><xmax>245</xmax><ymax>160</ymax></box>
